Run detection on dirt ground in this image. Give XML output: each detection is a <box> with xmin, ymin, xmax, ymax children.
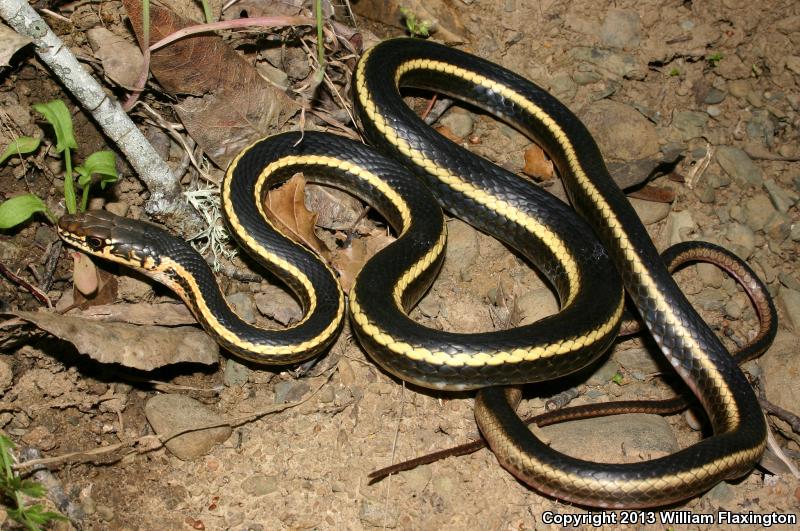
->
<box><xmin>1</xmin><ymin>0</ymin><xmax>799</xmax><ymax>529</ymax></box>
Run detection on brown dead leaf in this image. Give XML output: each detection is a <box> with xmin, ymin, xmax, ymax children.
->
<box><xmin>71</xmin><ymin>252</ymin><xmax>98</xmax><ymax>296</ymax></box>
<box><xmin>522</xmin><ymin>144</ymin><xmax>555</xmax><ymax>181</ymax></box>
<box><xmin>263</xmin><ymin>173</ymin><xmax>330</xmax><ymax>259</ymax></box>
<box><xmin>331</xmin><ymin>228</ymin><xmax>395</xmax><ymax>293</ymax></box>
<box><xmin>0</xmin><ymin>22</ymin><xmax>32</xmax><ymax>67</ymax></box>
<box><xmin>4</xmin><ymin>311</ymin><xmax>218</xmax><ymax>370</ymax></box>
<box><xmin>74</xmin><ymin>303</ymin><xmax>195</xmax><ymax>326</ymax></box>
<box><xmin>305</xmin><ymin>184</ymin><xmax>366</xmax><ymax>231</ymax></box>
<box><xmin>122</xmin><ymin>0</ymin><xmax>299</xmax><ymax>167</ymax></box>
<box><xmin>626</xmin><ymin>184</ymin><xmax>676</xmax><ymax>203</ymax></box>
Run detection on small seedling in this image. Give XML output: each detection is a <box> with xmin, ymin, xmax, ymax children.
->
<box><xmin>0</xmin><ymin>435</ymin><xmax>67</xmax><ymax>530</ymax></box>
<box><xmin>611</xmin><ymin>371</ymin><xmax>624</xmax><ymax>385</ymax></box>
<box><xmin>0</xmin><ymin>99</ymin><xmax>118</xmax><ymax>229</ymax></box>
<box><xmin>400</xmin><ymin>7</ymin><xmax>432</xmax><ymax>38</ymax></box>
<box><xmin>668</xmin><ymin>67</ymin><xmax>680</xmax><ymax>77</ymax></box>
<box><xmin>707</xmin><ymin>52</ymin><xmax>723</xmax><ymax>67</ymax></box>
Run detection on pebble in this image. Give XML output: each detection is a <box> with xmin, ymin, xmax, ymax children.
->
<box><xmin>223</xmin><ymin>358</ymin><xmax>250</xmax><ymax>387</ymax></box>
<box><xmin>273</xmin><ymin>380</ymin><xmax>310</xmax><ymax>404</ymax></box>
<box><xmin>516</xmin><ymin>288</ymin><xmax>559</xmax><ymax>326</ymax></box>
<box><xmin>542</xmin><ymin>414</ymin><xmax>679</xmax><ymax>460</ymax></box>
<box><xmin>144</xmin><ymin>394</ymin><xmax>232</xmax><ymax>460</ymax></box>
<box><xmin>684</xmin><ymin>409</ymin><xmax>703</xmax><ymax>431</ymax></box>
<box><xmin>600</xmin><ymin>9</ymin><xmax>641</xmax><ymax>49</ymax></box>
<box><xmin>227</xmin><ymin>292</ymin><xmax>257</xmax><ymax>324</ymax></box>
<box><xmin>715</xmin><ymin>146</ymin><xmax>762</xmax><ymax>187</ymax></box>
<box><xmin>548</xmin><ymin>72</ymin><xmax>577</xmax><ymax>100</ymax></box>
<box><xmin>0</xmin><ymin>359</ymin><xmax>12</xmax><ymax>396</ymax></box>
<box><xmin>629</xmin><ymin>197</ymin><xmax>671</xmax><ymax>225</ymax></box>
<box><xmin>703</xmin><ymin>87</ymin><xmax>727</xmax><ymax>104</ymax></box>
<box><xmin>728</xmin><ymin>79</ymin><xmax>751</xmax><ymax>99</ymax></box>
<box><xmin>254</xmin><ymin>285</ymin><xmax>302</xmax><ymax>326</ymax></box>
<box><xmin>587</xmin><ymin>357</ymin><xmax>621</xmax><ymax>386</ymax></box>
<box><xmin>779</xmin><ymin>272</ymin><xmax>800</xmax><ymax>291</ymax></box>
<box><xmin>761</xmin><ymin>331</ymin><xmax>800</xmax><ymax>445</ymax></box>
<box><xmin>579</xmin><ymin>100</ymin><xmax>660</xmax><ymax>160</ymax></box>
<box><xmin>744</xmin><ymin>195</ymin><xmax>776</xmax><ymax>232</ymax></box>
<box><xmin>240</xmin><ymin>474</ymin><xmax>279</xmax><ymax>496</ymax></box>
<box><xmin>359</xmin><ymin>497</ymin><xmax>397</xmax><ymax>528</ymax></box>
<box><xmin>569</xmin><ymin>47</ymin><xmax>644</xmax><ymax>80</ymax></box>
<box><xmin>672</xmin><ymin>111</ymin><xmax>708</xmax><ymax>141</ymax></box>
<box><xmin>724</xmin><ymin>223</ymin><xmax>756</xmax><ymax>259</ymax></box>
<box><xmin>572</xmin><ymin>69</ymin><xmax>602</xmax><ymax>85</ymax></box>
<box><xmin>441</xmin><ymin>219</ymin><xmax>479</xmax><ymax>279</ymax></box>
<box><xmin>703</xmin><ymin>481</ymin><xmax>735</xmax><ymax>506</ymax></box>
<box><xmin>777</xmin><ymin>288</ymin><xmax>800</xmax><ymax>330</ymax></box>
<box><xmin>706</xmin><ymin>105</ymin><xmax>722</xmax><ymax>117</ymax></box>
<box><xmin>763</xmin><ymin>179</ymin><xmax>794</xmax><ymax>213</ymax></box>
<box><xmin>764</xmin><ymin>211</ymin><xmax>791</xmax><ymax>242</ymax></box>
<box><xmin>724</xmin><ymin>297</ymin><xmax>744</xmax><ymax>319</ymax></box>
<box><xmin>614</xmin><ymin>347</ymin><xmax>661</xmax><ymax>377</ymax></box>
<box><xmin>786</xmin><ymin>55</ymin><xmax>800</xmax><ymax>75</ymax></box>
<box><xmin>96</xmin><ymin>504</ymin><xmax>115</xmax><ymax>521</ymax></box>
<box><xmin>439</xmin><ymin>108</ymin><xmax>474</xmax><ymax>138</ymax></box>
<box><xmin>105</xmin><ymin>202</ymin><xmax>129</xmax><ymax>217</ymax></box>
<box><xmin>666</xmin><ymin>210</ymin><xmax>696</xmax><ymax>246</ymax></box>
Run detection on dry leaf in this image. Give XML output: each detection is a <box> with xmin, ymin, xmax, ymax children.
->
<box><xmin>331</xmin><ymin>228</ymin><xmax>395</xmax><ymax>293</ymax></box>
<box><xmin>75</xmin><ymin>303</ymin><xmax>195</xmax><ymax>326</ymax></box>
<box><xmin>122</xmin><ymin>0</ymin><xmax>299</xmax><ymax>167</ymax></box>
<box><xmin>71</xmin><ymin>253</ymin><xmax>118</xmax><ymax>308</ymax></box>
<box><xmin>4</xmin><ymin>311</ymin><xmax>218</xmax><ymax>370</ymax></box>
<box><xmin>263</xmin><ymin>173</ymin><xmax>330</xmax><ymax>259</ymax></box>
<box><xmin>522</xmin><ymin>144</ymin><xmax>555</xmax><ymax>180</ymax></box>
<box><xmin>0</xmin><ymin>22</ymin><xmax>32</xmax><ymax>67</ymax></box>
<box><xmin>304</xmin><ymin>184</ymin><xmax>366</xmax><ymax>231</ymax></box>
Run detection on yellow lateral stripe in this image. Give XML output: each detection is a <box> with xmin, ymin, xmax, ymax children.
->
<box><xmin>359</xmin><ymin>51</ymin><xmax>738</xmax><ymax>423</ymax></box>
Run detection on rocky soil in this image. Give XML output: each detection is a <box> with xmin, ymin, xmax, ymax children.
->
<box><xmin>0</xmin><ymin>0</ymin><xmax>799</xmax><ymax>529</ymax></box>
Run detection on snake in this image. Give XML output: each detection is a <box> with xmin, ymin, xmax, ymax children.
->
<box><xmin>56</xmin><ymin>38</ymin><xmax>772</xmax><ymax>508</ymax></box>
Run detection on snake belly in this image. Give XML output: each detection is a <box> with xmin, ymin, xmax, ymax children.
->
<box><xmin>353</xmin><ymin>38</ymin><xmax>767</xmax><ymax>508</ymax></box>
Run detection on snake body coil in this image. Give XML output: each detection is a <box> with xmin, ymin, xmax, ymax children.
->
<box><xmin>57</xmin><ymin>38</ymin><xmax>771</xmax><ymax>508</ymax></box>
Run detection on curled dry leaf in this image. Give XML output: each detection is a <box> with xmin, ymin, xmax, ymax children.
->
<box><xmin>263</xmin><ymin>173</ymin><xmax>330</xmax><ymax>259</ymax></box>
<box><xmin>522</xmin><ymin>144</ymin><xmax>556</xmax><ymax>181</ymax></box>
<box><xmin>74</xmin><ymin>303</ymin><xmax>196</xmax><ymax>326</ymax></box>
<box><xmin>4</xmin><ymin>311</ymin><xmax>218</xmax><ymax>370</ymax></box>
<box><xmin>71</xmin><ymin>252</ymin><xmax>99</xmax><ymax>296</ymax></box>
<box><xmin>71</xmin><ymin>252</ymin><xmax>118</xmax><ymax>308</ymax></box>
<box><xmin>332</xmin><ymin>228</ymin><xmax>396</xmax><ymax>293</ymax></box>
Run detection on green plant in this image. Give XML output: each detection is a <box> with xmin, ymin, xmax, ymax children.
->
<box><xmin>611</xmin><ymin>371</ymin><xmax>624</xmax><ymax>385</ymax></box>
<box><xmin>707</xmin><ymin>52</ymin><xmax>723</xmax><ymax>67</ymax></box>
<box><xmin>400</xmin><ymin>7</ymin><xmax>432</xmax><ymax>38</ymax></box>
<box><xmin>0</xmin><ymin>99</ymin><xmax>118</xmax><ymax>229</ymax></box>
<box><xmin>668</xmin><ymin>67</ymin><xmax>680</xmax><ymax>77</ymax></box>
<box><xmin>0</xmin><ymin>435</ymin><xmax>67</xmax><ymax>530</ymax></box>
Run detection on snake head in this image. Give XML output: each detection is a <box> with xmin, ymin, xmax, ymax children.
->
<box><xmin>57</xmin><ymin>210</ymin><xmax>167</xmax><ymax>271</ymax></box>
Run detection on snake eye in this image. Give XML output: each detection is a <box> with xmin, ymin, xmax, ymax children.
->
<box><xmin>86</xmin><ymin>236</ymin><xmax>104</xmax><ymax>250</ymax></box>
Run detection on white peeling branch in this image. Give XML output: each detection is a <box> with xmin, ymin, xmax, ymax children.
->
<box><xmin>0</xmin><ymin>0</ymin><xmax>184</xmax><ymax>217</ymax></box>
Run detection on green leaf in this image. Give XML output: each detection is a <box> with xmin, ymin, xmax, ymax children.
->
<box><xmin>75</xmin><ymin>151</ymin><xmax>117</xmax><ymax>189</ymax></box>
<box><xmin>18</xmin><ymin>480</ymin><xmax>46</xmax><ymax>498</ymax></box>
<box><xmin>32</xmin><ymin>100</ymin><xmax>77</xmax><ymax>153</ymax></box>
<box><xmin>0</xmin><ymin>137</ymin><xmax>40</xmax><ymax>166</ymax></box>
<box><xmin>0</xmin><ymin>194</ymin><xmax>50</xmax><ymax>229</ymax></box>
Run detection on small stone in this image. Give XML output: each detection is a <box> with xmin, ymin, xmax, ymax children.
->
<box><xmin>439</xmin><ymin>108</ymin><xmax>474</xmax><ymax>138</ymax></box>
<box><xmin>254</xmin><ymin>285</ymin><xmax>302</xmax><ymax>326</ymax></box>
<box><xmin>693</xmin><ymin>181</ymin><xmax>716</xmax><ymax>203</ymax></box>
<box><xmin>227</xmin><ymin>292</ymin><xmax>256</xmax><ymax>324</ymax></box>
<box><xmin>704</xmin><ymin>481</ymin><xmax>735</xmax><ymax>506</ymax></box>
<box><xmin>600</xmin><ymin>9</ymin><xmax>641</xmax><ymax>49</ymax></box>
<box><xmin>516</xmin><ymin>288</ymin><xmax>558</xmax><ymax>326</ymax></box>
<box><xmin>706</xmin><ymin>105</ymin><xmax>722</xmax><ymax>117</ymax></box>
<box><xmin>273</xmin><ymin>380</ymin><xmax>310</xmax><ymax>404</ymax></box>
<box><xmin>684</xmin><ymin>409</ymin><xmax>703</xmax><ymax>431</ymax></box>
<box><xmin>777</xmin><ymin>288</ymin><xmax>800</xmax><ymax>330</ymax></box>
<box><xmin>0</xmin><ymin>359</ymin><xmax>12</xmax><ymax>396</ymax></box>
<box><xmin>587</xmin><ymin>357</ymin><xmax>620</xmax><ymax>386</ymax></box>
<box><xmin>672</xmin><ymin>111</ymin><xmax>708</xmax><ymax>141</ymax></box>
<box><xmin>697</xmin><ymin>262</ymin><xmax>724</xmax><ymax>288</ymax></box>
<box><xmin>724</xmin><ymin>223</ymin><xmax>755</xmax><ymax>259</ymax></box>
<box><xmin>548</xmin><ymin>72</ymin><xmax>577</xmax><ymax>100</ymax></box>
<box><xmin>786</xmin><ymin>56</ymin><xmax>800</xmax><ymax>75</ymax></box>
<box><xmin>764</xmin><ymin>212</ymin><xmax>791</xmax><ymax>242</ymax></box>
<box><xmin>359</xmin><ymin>497</ymin><xmax>397</xmax><ymax>528</ymax></box>
<box><xmin>728</xmin><ymin>79</ymin><xmax>751</xmax><ymax>98</ymax></box>
<box><xmin>724</xmin><ymin>298</ymin><xmax>743</xmax><ymax>319</ymax></box>
<box><xmin>580</xmin><ymin>100</ymin><xmax>660</xmax><ymax>160</ymax></box>
<box><xmin>223</xmin><ymin>358</ymin><xmax>250</xmax><ymax>387</ymax></box>
<box><xmin>763</xmin><ymin>179</ymin><xmax>795</xmax><ymax>213</ymax></box>
<box><xmin>441</xmin><ymin>219</ymin><xmax>479</xmax><ymax>278</ymax></box>
<box><xmin>666</xmin><ymin>210</ymin><xmax>696</xmax><ymax>246</ymax></box>
<box><xmin>105</xmin><ymin>202</ymin><xmax>129</xmax><ymax>217</ymax></box>
<box><xmin>572</xmin><ymin>70</ymin><xmax>602</xmax><ymax>85</ymax></box>
<box><xmin>715</xmin><ymin>146</ymin><xmax>762</xmax><ymax>186</ymax></box>
<box><xmin>703</xmin><ymin>87</ymin><xmax>727</xmax><ymax>104</ymax></box>
<box><xmin>629</xmin><ymin>198</ymin><xmax>671</xmax><ymax>225</ymax></box>
<box><xmin>144</xmin><ymin>394</ymin><xmax>232</xmax><ymax>460</ymax></box>
<box><xmin>779</xmin><ymin>272</ymin><xmax>800</xmax><ymax>291</ymax></box>
<box><xmin>241</xmin><ymin>474</ymin><xmax>279</xmax><ymax>496</ymax></box>
<box><xmin>694</xmin><ymin>289</ymin><xmax>726</xmax><ymax>311</ymax></box>
<box><xmin>615</xmin><ymin>347</ymin><xmax>661</xmax><ymax>376</ymax></box>
<box><xmin>743</xmin><ymin>195</ymin><xmax>776</xmax><ymax>232</ymax></box>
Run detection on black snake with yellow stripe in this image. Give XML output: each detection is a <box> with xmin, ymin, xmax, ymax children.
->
<box><xmin>57</xmin><ymin>38</ymin><xmax>771</xmax><ymax>508</ymax></box>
